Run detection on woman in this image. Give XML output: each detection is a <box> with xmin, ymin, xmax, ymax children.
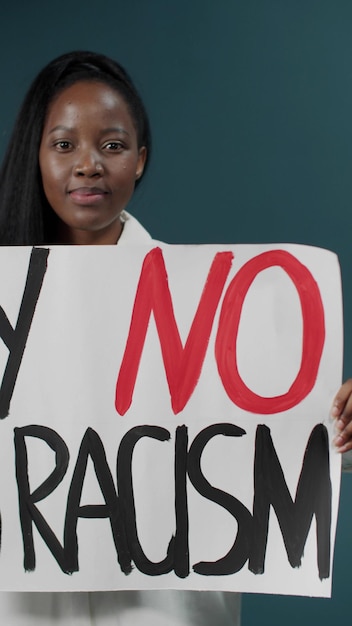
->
<box><xmin>0</xmin><ymin>50</ymin><xmax>351</xmax><ymax>625</ymax></box>
<box><xmin>0</xmin><ymin>50</ymin><xmax>152</xmax><ymax>246</ymax></box>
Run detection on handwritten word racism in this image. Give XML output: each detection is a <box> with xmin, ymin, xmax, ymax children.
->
<box><xmin>14</xmin><ymin>422</ymin><xmax>331</xmax><ymax>579</ymax></box>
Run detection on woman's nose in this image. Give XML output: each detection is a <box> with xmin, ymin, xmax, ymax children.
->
<box><xmin>74</xmin><ymin>150</ymin><xmax>103</xmax><ymax>177</ymax></box>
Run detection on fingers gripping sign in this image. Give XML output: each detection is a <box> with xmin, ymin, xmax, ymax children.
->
<box><xmin>332</xmin><ymin>379</ymin><xmax>352</xmax><ymax>453</ymax></box>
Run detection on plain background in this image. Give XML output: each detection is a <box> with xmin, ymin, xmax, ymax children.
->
<box><xmin>0</xmin><ymin>1</ymin><xmax>351</xmax><ymax>623</ymax></box>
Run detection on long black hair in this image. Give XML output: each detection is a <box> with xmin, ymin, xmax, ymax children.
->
<box><xmin>0</xmin><ymin>51</ymin><xmax>151</xmax><ymax>245</ymax></box>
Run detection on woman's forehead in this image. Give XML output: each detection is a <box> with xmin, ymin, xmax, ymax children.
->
<box><xmin>43</xmin><ymin>81</ymin><xmax>135</xmax><ymax>129</ymax></box>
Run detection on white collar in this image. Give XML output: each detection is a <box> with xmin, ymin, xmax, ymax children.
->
<box><xmin>118</xmin><ymin>212</ymin><xmax>153</xmax><ymax>245</ymax></box>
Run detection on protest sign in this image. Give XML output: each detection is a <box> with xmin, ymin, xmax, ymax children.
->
<box><xmin>0</xmin><ymin>243</ymin><xmax>343</xmax><ymax>596</ymax></box>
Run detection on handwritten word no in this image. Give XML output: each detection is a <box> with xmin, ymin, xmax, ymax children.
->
<box><xmin>115</xmin><ymin>248</ymin><xmax>325</xmax><ymax>415</ymax></box>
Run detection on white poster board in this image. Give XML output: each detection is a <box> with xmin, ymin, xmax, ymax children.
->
<box><xmin>0</xmin><ymin>243</ymin><xmax>343</xmax><ymax>597</ymax></box>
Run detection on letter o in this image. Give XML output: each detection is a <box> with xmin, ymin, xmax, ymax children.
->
<box><xmin>215</xmin><ymin>250</ymin><xmax>325</xmax><ymax>413</ymax></box>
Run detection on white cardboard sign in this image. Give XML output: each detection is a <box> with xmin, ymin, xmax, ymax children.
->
<box><xmin>0</xmin><ymin>243</ymin><xmax>343</xmax><ymax>597</ymax></box>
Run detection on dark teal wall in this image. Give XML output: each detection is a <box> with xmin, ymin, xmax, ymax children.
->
<box><xmin>1</xmin><ymin>1</ymin><xmax>351</xmax><ymax>624</ymax></box>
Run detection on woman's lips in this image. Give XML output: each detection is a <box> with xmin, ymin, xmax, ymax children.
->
<box><xmin>69</xmin><ymin>187</ymin><xmax>108</xmax><ymax>206</ymax></box>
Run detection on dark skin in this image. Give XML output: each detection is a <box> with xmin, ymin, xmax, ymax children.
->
<box><xmin>39</xmin><ymin>80</ymin><xmax>146</xmax><ymax>245</ymax></box>
<box><xmin>38</xmin><ymin>80</ymin><xmax>352</xmax><ymax>453</ymax></box>
<box><xmin>332</xmin><ymin>379</ymin><xmax>352</xmax><ymax>453</ymax></box>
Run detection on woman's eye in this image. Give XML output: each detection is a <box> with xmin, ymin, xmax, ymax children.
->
<box><xmin>54</xmin><ymin>141</ymin><xmax>72</xmax><ymax>151</ymax></box>
<box><xmin>104</xmin><ymin>141</ymin><xmax>124</xmax><ymax>151</ymax></box>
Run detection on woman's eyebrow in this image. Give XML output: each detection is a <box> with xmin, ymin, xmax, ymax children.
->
<box><xmin>102</xmin><ymin>126</ymin><xmax>130</xmax><ymax>136</ymax></box>
<box><xmin>47</xmin><ymin>125</ymin><xmax>74</xmax><ymax>134</ymax></box>
<box><xmin>47</xmin><ymin>125</ymin><xmax>130</xmax><ymax>136</ymax></box>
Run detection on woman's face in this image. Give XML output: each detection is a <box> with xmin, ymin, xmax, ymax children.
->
<box><xmin>39</xmin><ymin>80</ymin><xmax>146</xmax><ymax>244</ymax></box>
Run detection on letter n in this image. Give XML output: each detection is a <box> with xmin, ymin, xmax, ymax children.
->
<box><xmin>115</xmin><ymin>247</ymin><xmax>233</xmax><ymax>415</ymax></box>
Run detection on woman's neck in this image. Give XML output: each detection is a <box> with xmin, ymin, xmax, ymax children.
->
<box><xmin>55</xmin><ymin>220</ymin><xmax>124</xmax><ymax>245</ymax></box>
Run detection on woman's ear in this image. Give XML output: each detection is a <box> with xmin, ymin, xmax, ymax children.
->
<box><xmin>136</xmin><ymin>146</ymin><xmax>147</xmax><ymax>180</ymax></box>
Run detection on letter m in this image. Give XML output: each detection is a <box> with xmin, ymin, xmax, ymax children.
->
<box><xmin>115</xmin><ymin>247</ymin><xmax>233</xmax><ymax>415</ymax></box>
<box><xmin>249</xmin><ymin>424</ymin><xmax>331</xmax><ymax>580</ymax></box>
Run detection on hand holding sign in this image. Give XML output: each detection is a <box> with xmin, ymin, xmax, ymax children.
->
<box><xmin>331</xmin><ymin>380</ymin><xmax>352</xmax><ymax>452</ymax></box>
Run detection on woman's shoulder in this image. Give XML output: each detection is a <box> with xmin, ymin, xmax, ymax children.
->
<box><xmin>119</xmin><ymin>212</ymin><xmax>166</xmax><ymax>246</ymax></box>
